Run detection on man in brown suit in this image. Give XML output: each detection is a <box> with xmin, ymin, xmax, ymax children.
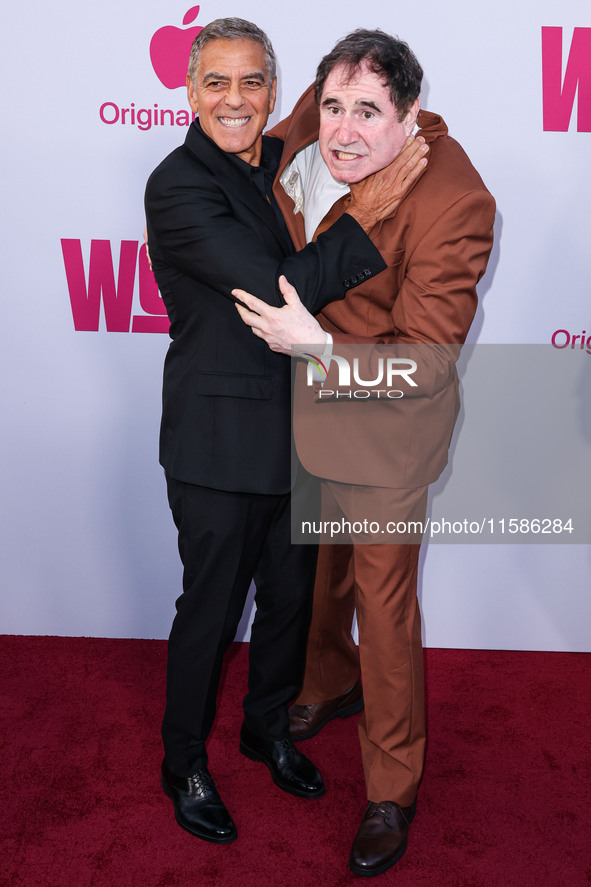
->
<box><xmin>236</xmin><ymin>29</ymin><xmax>495</xmax><ymax>877</ymax></box>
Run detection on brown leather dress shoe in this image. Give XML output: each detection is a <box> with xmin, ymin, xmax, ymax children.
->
<box><xmin>288</xmin><ymin>680</ymin><xmax>364</xmax><ymax>741</ymax></box>
<box><xmin>349</xmin><ymin>799</ymin><xmax>417</xmax><ymax>877</ymax></box>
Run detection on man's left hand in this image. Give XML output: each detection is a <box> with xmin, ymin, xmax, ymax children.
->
<box><xmin>234</xmin><ymin>275</ymin><xmax>327</xmax><ymax>356</ymax></box>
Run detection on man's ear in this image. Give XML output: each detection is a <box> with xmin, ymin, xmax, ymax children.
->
<box><xmin>268</xmin><ymin>77</ymin><xmax>277</xmax><ymax>115</ymax></box>
<box><xmin>187</xmin><ymin>75</ymin><xmax>199</xmax><ymax>114</ymax></box>
<box><xmin>403</xmin><ymin>98</ymin><xmax>420</xmax><ymax>135</ymax></box>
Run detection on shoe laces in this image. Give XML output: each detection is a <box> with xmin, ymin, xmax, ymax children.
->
<box><xmin>188</xmin><ymin>770</ymin><xmax>215</xmax><ymax>797</ymax></box>
<box><xmin>367</xmin><ymin>802</ymin><xmax>397</xmax><ymax>827</ymax></box>
<box><xmin>277</xmin><ymin>738</ymin><xmax>296</xmax><ymax>758</ymax></box>
<box><xmin>367</xmin><ymin>801</ymin><xmax>413</xmax><ymax>828</ymax></box>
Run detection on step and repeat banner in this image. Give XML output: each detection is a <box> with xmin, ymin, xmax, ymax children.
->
<box><xmin>1</xmin><ymin>1</ymin><xmax>589</xmax><ymax>648</ymax></box>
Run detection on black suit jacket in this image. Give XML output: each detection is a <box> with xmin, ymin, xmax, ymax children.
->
<box><xmin>145</xmin><ymin>120</ymin><xmax>385</xmax><ymax>494</ymax></box>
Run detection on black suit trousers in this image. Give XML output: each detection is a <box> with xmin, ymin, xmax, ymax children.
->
<box><xmin>162</xmin><ymin>474</ymin><xmax>318</xmax><ymax>776</ymax></box>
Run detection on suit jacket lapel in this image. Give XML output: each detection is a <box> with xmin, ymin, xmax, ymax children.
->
<box><xmin>184</xmin><ymin>121</ymin><xmax>293</xmax><ymax>255</ymax></box>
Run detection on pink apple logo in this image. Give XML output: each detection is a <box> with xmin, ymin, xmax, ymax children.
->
<box><xmin>150</xmin><ymin>6</ymin><xmax>203</xmax><ymax>89</ymax></box>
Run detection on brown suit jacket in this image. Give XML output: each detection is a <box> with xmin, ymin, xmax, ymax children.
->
<box><xmin>269</xmin><ymin>87</ymin><xmax>496</xmax><ymax>488</ymax></box>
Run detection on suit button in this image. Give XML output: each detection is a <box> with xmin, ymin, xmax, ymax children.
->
<box><xmin>344</xmin><ymin>278</ymin><xmax>351</xmax><ymax>287</ymax></box>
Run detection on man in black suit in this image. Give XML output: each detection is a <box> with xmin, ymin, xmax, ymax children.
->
<box><xmin>145</xmin><ymin>17</ymin><xmax>422</xmax><ymax>844</ymax></box>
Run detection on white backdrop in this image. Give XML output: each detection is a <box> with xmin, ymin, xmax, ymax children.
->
<box><xmin>1</xmin><ymin>1</ymin><xmax>590</xmax><ymax>649</ymax></box>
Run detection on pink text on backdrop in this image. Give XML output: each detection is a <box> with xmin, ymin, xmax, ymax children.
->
<box><xmin>542</xmin><ymin>27</ymin><xmax>591</xmax><ymax>131</ymax></box>
<box><xmin>61</xmin><ymin>240</ymin><xmax>169</xmax><ymax>333</ymax></box>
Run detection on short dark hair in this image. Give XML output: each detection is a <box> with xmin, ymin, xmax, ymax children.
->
<box><xmin>188</xmin><ymin>18</ymin><xmax>277</xmax><ymax>87</ymax></box>
<box><xmin>314</xmin><ymin>29</ymin><xmax>423</xmax><ymax>120</ymax></box>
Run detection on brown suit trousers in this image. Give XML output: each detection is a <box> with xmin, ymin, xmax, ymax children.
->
<box><xmin>298</xmin><ymin>481</ymin><xmax>428</xmax><ymax>806</ymax></box>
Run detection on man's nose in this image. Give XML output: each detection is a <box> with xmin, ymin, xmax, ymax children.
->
<box><xmin>335</xmin><ymin>115</ymin><xmax>357</xmax><ymax>145</ymax></box>
<box><xmin>224</xmin><ymin>83</ymin><xmax>245</xmax><ymax>108</ymax></box>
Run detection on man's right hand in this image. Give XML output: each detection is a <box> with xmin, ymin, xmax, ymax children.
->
<box><xmin>346</xmin><ymin>136</ymin><xmax>429</xmax><ymax>233</ymax></box>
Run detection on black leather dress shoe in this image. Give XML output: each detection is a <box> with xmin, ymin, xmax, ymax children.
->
<box><xmin>239</xmin><ymin>723</ymin><xmax>325</xmax><ymax>798</ymax></box>
<box><xmin>349</xmin><ymin>799</ymin><xmax>417</xmax><ymax>876</ymax></box>
<box><xmin>161</xmin><ymin>759</ymin><xmax>237</xmax><ymax>843</ymax></box>
<box><xmin>288</xmin><ymin>680</ymin><xmax>364</xmax><ymax>741</ymax></box>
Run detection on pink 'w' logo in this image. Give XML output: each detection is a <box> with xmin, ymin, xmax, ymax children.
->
<box><xmin>542</xmin><ymin>27</ymin><xmax>591</xmax><ymax>131</ymax></box>
<box><xmin>61</xmin><ymin>240</ymin><xmax>169</xmax><ymax>333</ymax></box>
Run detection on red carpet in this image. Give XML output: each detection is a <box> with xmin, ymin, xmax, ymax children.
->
<box><xmin>1</xmin><ymin>637</ymin><xmax>589</xmax><ymax>886</ymax></box>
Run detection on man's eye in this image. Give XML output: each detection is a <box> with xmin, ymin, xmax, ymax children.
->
<box><xmin>361</xmin><ymin>111</ymin><xmax>374</xmax><ymax>120</ymax></box>
<box><xmin>243</xmin><ymin>81</ymin><xmax>264</xmax><ymax>89</ymax></box>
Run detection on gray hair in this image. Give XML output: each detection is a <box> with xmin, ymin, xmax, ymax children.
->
<box><xmin>188</xmin><ymin>18</ymin><xmax>277</xmax><ymax>87</ymax></box>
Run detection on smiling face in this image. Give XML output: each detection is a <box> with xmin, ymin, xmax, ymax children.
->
<box><xmin>187</xmin><ymin>38</ymin><xmax>277</xmax><ymax>166</ymax></box>
<box><xmin>319</xmin><ymin>61</ymin><xmax>419</xmax><ymax>183</ymax></box>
